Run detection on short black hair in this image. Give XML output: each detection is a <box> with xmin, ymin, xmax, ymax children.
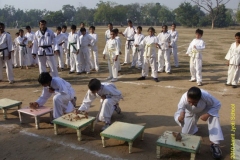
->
<box><xmin>137</xmin><ymin>26</ymin><xmax>142</xmax><ymax>31</ymax></box>
<box><xmin>80</xmin><ymin>22</ymin><xmax>84</xmax><ymax>25</ymax></box>
<box><xmin>187</xmin><ymin>87</ymin><xmax>202</xmax><ymax>100</ymax></box>
<box><xmin>80</xmin><ymin>27</ymin><xmax>86</xmax><ymax>32</ymax></box>
<box><xmin>38</xmin><ymin>72</ymin><xmax>52</xmax><ymax>85</ymax></box>
<box><xmin>26</xmin><ymin>26</ymin><xmax>31</xmax><ymax>29</ymax></box>
<box><xmin>19</xmin><ymin>29</ymin><xmax>24</xmax><ymax>33</ymax></box>
<box><xmin>15</xmin><ymin>32</ymin><xmax>19</xmax><ymax>35</ymax></box>
<box><xmin>196</xmin><ymin>29</ymin><xmax>203</xmax><ymax>35</ymax></box>
<box><xmin>108</xmin><ymin>23</ymin><xmax>113</xmax><ymax>26</ymax></box>
<box><xmin>162</xmin><ymin>25</ymin><xmax>168</xmax><ymax>29</ymax></box>
<box><xmin>127</xmin><ymin>20</ymin><xmax>132</xmax><ymax>24</ymax></box>
<box><xmin>0</xmin><ymin>22</ymin><xmax>5</xmax><ymax>27</ymax></box>
<box><xmin>56</xmin><ymin>26</ymin><xmax>61</xmax><ymax>31</ymax></box>
<box><xmin>88</xmin><ymin>78</ymin><xmax>101</xmax><ymax>91</ymax></box>
<box><xmin>113</xmin><ymin>28</ymin><xmax>119</xmax><ymax>34</ymax></box>
<box><xmin>62</xmin><ymin>25</ymin><xmax>67</xmax><ymax>29</ymax></box>
<box><xmin>39</xmin><ymin>20</ymin><xmax>47</xmax><ymax>24</ymax></box>
<box><xmin>172</xmin><ymin>23</ymin><xmax>176</xmax><ymax>27</ymax></box>
<box><xmin>71</xmin><ymin>25</ymin><xmax>76</xmax><ymax>30</ymax></box>
<box><xmin>148</xmin><ymin>27</ymin><xmax>155</xmax><ymax>33</ymax></box>
<box><xmin>235</xmin><ymin>32</ymin><xmax>240</xmax><ymax>37</ymax></box>
<box><xmin>89</xmin><ymin>26</ymin><xmax>95</xmax><ymax>30</ymax></box>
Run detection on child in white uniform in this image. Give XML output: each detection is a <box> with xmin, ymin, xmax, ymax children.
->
<box><xmin>132</xmin><ymin>26</ymin><xmax>144</xmax><ymax>69</ymax></box>
<box><xmin>61</xmin><ymin>25</ymin><xmax>69</xmax><ymax>68</ymax></box>
<box><xmin>169</xmin><ymin>23</ymin><xmax>179</xmax><ymax>67</ymax></box>
<box><xmin>17</xmin><ymin>29</ymin><xmax>29</xmax><ymax>69</ymax></box>
<box><xmin>89</xmin><ymin>26</ymin><xmax>99</xmax><ymax>72</ymax></box>
<box><xmin>54</xmin><ymin>26</ymin><xmax>65</xmax><ymax>71</ymax></box>
<box><xmin>13</xmin><ymin>32</ymin><xmax>19</xmax><ymax>68</ymax></box>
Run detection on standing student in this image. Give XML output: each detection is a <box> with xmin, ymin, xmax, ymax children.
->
<box><xmin>0</xmin><ymin>22</ymin><xmax>14</xmax><ymax>84</ymax></box>
<box><xmin>32</xmin><ymin>20</ymin><xmax>59</xmax><ymax>77</ymax></box>
<box><xmin>157</xmin><ymin>25</ymin><xmax>172</xmax><ymax>74</ymax></box>
<box><xmin>67</xmin><ymin>25</ymin><xmax>80</xmax><ymax>74</ymax></box>
<box><xmin>174</xmin><ymin>87</ymin><xmax>223</xmax><ymax>159</ymax></box>
<box><xmin>137</xmin><ymin>27</ymin><xmax>159</xmax><ymax>82</ymax></box>
<box><xmin>54</xmin><ymin>26</ymin><xmax>65</xmax><ymax>71</ymax></box>
<box><xmin>61</xmin><ymin>25</ymin><xmax>69</xmax><ymax>68</ymax></box>
<box><xmin>89</xmin><ymin>26</ymin><xmax>99</xmax><ymax>72</ymax></box>
<box><xmin>30</xmin><ymin>72</ymin><xmax>76</xmax><ymax>119</ymax></box>
<box><xmin>77</xmin><ymin>28</ymin><xmax>95</xmax><ymax>74</ymax></box>
<box><xmin>13</xmin><ymin>32</ymin><xmax>20</xmax><ymax>68</ymax></box>
<box><xmin>103</xmin><ymin>30</ymin><xmax>120</xmax><ymax>82</ymax></box>
<box><xmin>76</xmin><ymin>78</ymin><xmax>122</xmax><ymax>130</ymax></box>
<box><xmin>105</xmin><ymin>23</ymin><xmax>113</xmax><ymax>41</ymax></box>
<box><xmin>113</xmin><ymin>28</ymin><xmax>121</xmax><ymax>72</ymax></box>
<box><xmin>120</xmin><ymin>20</ymin><xmax>136</xmax><ymax>65</ymax></box>
<box><xmin>25</xmin><ymin>26</ymin><xmax>37</xmax><ymax>66</ymax></box>
<box><xmin>132</xmin><ymin>26</ymin><xmax>145</xmax><ymax>69</ymax></box>
<box><xmin>169</xmin><ymin>23</ymin><xmax>179</xmax><ymax>67</ymax></box>
<box><xmin>17</xmin><ymin>29</ymin><xmax>29</xmax><ymax>69</ymax></box>
<box><xmin>225</xmin><ymin>32</ymin><xmax>240</xmax><ymax>88</ymax></box>
<box><xmin>186</xmin><ymin>29</ymin><xmax>205</xmax><ymax>86</ymax></box>
<box><xmin>77</xmin><ymin>22</ymin><xmax>88</xmax><ymax>36</ymax></box>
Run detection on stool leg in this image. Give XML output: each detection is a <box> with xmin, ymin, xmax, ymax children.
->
<box><xmin>156</xmin><ymin>146</ymin><xmax>161</xmax><ymax>159</ymax></box>
<box><xmin>54</xmin><ymin>124</ymin><xmax>58</xmax><ymax>135</ymax></box>
<box><xmin>49</xmin><ymin>111</ymin><xmax>53</xmax><ymax>122</ymax></box>
<box><xmin>128</xmin><ymin>142</ymin><xmax>133</xmax><ymax>153</ymax></box>
<box><xmin>91</xmin><ymin>121</ymin><xmax>95</xmax><ymax>132</ymax></box>
<box><xmin>77</xmin><ymin>129</ymin><xmax>82</xmax><ymax>141</ymax></box>
<box><xmin>101</xmin><ymin>136</ymin><xmax>105</xmax><ymax>147</ymax></box>
<box><xmin>18</xmin><ymin>112</ymin><xmax>23</xmax><ymax>123</ymax></box>
<box><xmin>35</xmin><ymin>116</ymin><xmax>39</xmax><ymax>129</ymax></box>
<box><xmin>18</xmin><ymin>104</ymin><xmax>22</xmax><ymax>109</ymax></box>
<box><xmin>141</xmin><ymin>131</ymin><xmax>144</xmax><ymax>140</ymax></box>
<box><xmin>190</xmin><ymin>153</ymin><xmax>196</xmax><ymax>160</ymax></box>
<box><xmin>3</xmin><ymin>108</ymin><xmax>7</xmax><ymax>119</ymax></box>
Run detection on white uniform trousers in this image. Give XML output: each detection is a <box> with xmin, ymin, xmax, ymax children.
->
<box><xmin>107</xmin><ymin>57</ymin><xmax>118</xmax><ymax>79</ymax></box>
<box><xmin>174</xmin><ymin>111</ymin><xmax>224</xmax><ymax>144</ymax></box>
<box><xmin>38</xmin><ymin>55</ymin><xmax>59</xmax><ymax>77</ymax></box>
<box><xmin>64</xmin><ymin>49</ymin><xmax>70</xmax><ymax>67</ymax></box>
<box><xmin>19</xmin><ymin>49</ymin><xmax>29</xmax><ymax>67</ymax></box>
<box><xmin>54</xmin><ymin>48</ymin><xmax>64</xmax><ymax>69</ymax></box>
<box><xmin>27</xmin><ymin>47</ymin><xmax>37</xmax><ymax>65</ymax></box>
<box><xmin>124</xmin><ymin>42</ymin><xmax>134</xmax><ymax>64</ymax></box>
<box><xmin>79</xmin><ymin>47</ymin><xmax>91</xmax><ymax>72</ymax></box>
<box><xmin>99</xmin><ymin>98</ymin><xmax>119</xmax><ymax>124</ymax></box>
<box><xmin>13</xmin><ymin>48</ymin><xmax>19</xmax><ymax>67</ymax></box>
<box><xmin>171</xmin><ymin>47</ymin><xmax>179</xmax><ymax>67</ymax></box>
<box><xmin>227</xmin><ymin>65</ymin><xmax>240</xmax><ymax>85</ymax></box>
<box><xmin>190</xmin><ymin>57</ymin><xmax>202</xmax><ymax>82</ymax></box>
<box><xmin>158</xmin><ymin>49</ymin><xmax>171</xmax><ymax>73</ymax></box>
<box><xmin>142</xmin><ymin>57</ymin><xmax>158</xmax><ymax>78</ymax></box>
<box><xmin>0</xmin><ymin>56</ymin><xmax>14</xmax><ymax>82</ymax></box>
<box><xmin>89</xmin><ymin>46</ymin><xmax>99</xmax><ymax>71</ymax></box>
<box><xmin>69</xmin><ymin>52</ymin><xmax>81</xmax><ymax>72</ymax></box>
<box><xmin>131</xmin><ymin>47</ymin><xmax>143</xmax><ymax>67</ymax></box>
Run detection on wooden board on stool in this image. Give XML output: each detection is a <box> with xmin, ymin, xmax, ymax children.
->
<box><xmin>18</xmin><ymin>106</ymin><xmax>53</xmax><ymax>129</ymax></box>
<box><xmin>100</xmin><ymin>121</ymin><xmax>145</xmax><ymax>153</ymax></box>
<box><xmin>156</xmin><ymin>131</ymin><xmax>201</xmax><ymax>160</ymax></box>
<box><xmin>0</xmin><ymin>98</ymin><xmax>22</xmax><ymax>119</ymax></box>
<box><xmin>52</xmin><ymin>113</ymin><xmax>95</xmax><ymax>141</ymax></box>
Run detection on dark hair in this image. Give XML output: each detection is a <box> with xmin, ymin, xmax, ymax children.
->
<box><xmin>113</xmin><ymin>28</ymin><xmax>119</xmax><ymax>34</ymax></box>
<box><xmin>235</xmin><ymin>32</ymin><xmax>240</xmax><ymax>37</ymax></box>
<box><xmin>19</xmin><ymin>29</ymin><xmax>24</xmax><ymax>33</ymax></box>
<box><xmin>88</xmin><ymin>78</ymin><xmax>101</xmax><ymax>91</ymax></box>
<box><xmin>187</xmin><ymin>87</ymin><xmax>202</xmax><ymax>100</ymax></box>
<box><xmin>89</xmin><ymin>26</ymin><xmax>95</xmax><ymax>30</ymax></box>
<box><xmin>71</xmin><ymin>25</ymin><xmax>76</xmax><ymax>30</ymax></box>
<box><xmin>127</xmin><ymin>20</ymin><xmax>132</xmax><ymax>24</ymax></box>
<box><xmin>0</xmin><ymin>22</ymin><xmax>5</xmax><ymax>27</ymax></box>
<box><xmin>172</xmin><ymin>23</ymin><xmax>176</xmax><ymax>27</ymax></box>
<box><xmin>80</xmin><ymin>22</ymin><xmax>84</xmax><ymax>25</ymax></box>
<box><xmin>147</xmin><ymin>27</ymin><xmax>155</xmax><ymax>33</ymax></box>
<box><xmin>196</xmin><ymin>29</ymin><xmax>203</xmax><ymax>35</ymax></box>
<box><xmin>62</xmin><ymin>25</ymin><xmax>67</xmax><ymax>29</ymax></box>
<box><xmin>108</xmin><ymin>23</ymin><xmax>113</xmax><ymax>26</ymax></box>
<box><xmin>26</xmin><ymin>26</ymin><xmax>31</xmax><ymax>29</ymax></box>
<box><xmin>39</xmin><ymin>20</ymin><xmax>47</xmax><ymax>24</ymax></box>
<box><xmin>38</xmin><ymin>72</ymin><xmax>52</xmax><ymax>85</ymax></box>
<box><xmin>56</xmin><ymin>26</ymin><xmax>61</xmax><ymax>31</ymax></box>
<box><xmin>137</xmin><ymin>26</ymin><xmax>142</xmax><ymax>31</ymax></box>
<box><xmin>80</xmin><ymin>27</ymin><xmax>86</xmax><ymax>32</ymax></box>
<box><xmin>15</xmin><ymin>32</ymin><xmax>19</xmax><ymax>35</ymax></box>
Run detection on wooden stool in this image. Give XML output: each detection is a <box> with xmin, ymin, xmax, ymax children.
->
<box><xmin>18</xmin><ymin>106</ymin><xmax>53</xmax><ymax>129</ymax></box>
<box><xmin>0</xmin><ymin>98</ymin><xmax>22</xmax><ymax>119</ymax></box>
<box><xmin>156</xmin><ymin>131</ymin><xmax>201</xmax><ymax>160</ymax></box>
<box><xmin>53</xmin><ymin>113</ymin><xmax>95</xmax><ymax>141</ymax></box>
<box><xmin>235</xmin><ymin>139</ymin><xmax>240</xmax><ymax>159</ymax></box>
<box><xmin>100</xmin><ymin>121</ymin><xmax>145</xmax><ymax>153</ymax></box>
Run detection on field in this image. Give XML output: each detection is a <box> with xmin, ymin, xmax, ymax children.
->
<box><xmin>0</xmin><ymin>26</ymin><xmax>239</xmax><ymax>160</ymax></box>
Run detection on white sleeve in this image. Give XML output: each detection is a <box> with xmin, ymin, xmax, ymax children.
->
<box><xmin>52</xmin><ymin>32</ymin><xmax>59</xmax><ymax>51</ymax></box>
<box><xmin>32</xmin><ymin>33</ymin><xmax>38</xmax><ymax>54</ymax></box>
<box><xmin>225</xmin><ymin>44</ymin><xmax>232</xmax><ymax>60</ymax></box>
<box><xmin>77</xmin><ymin>37</ymin><xmax>80</xmax><ymax>50</ymax></box>
<box><xmin>205</xmin><ymin>93</ymin><xmax>221</xmax><ymax>117</ymax></box>
<box><xmin>115</xmin><ymin>40</ymin><xmax>120</xmax><ymax>55</ymax></box>
<box><xmin>103</xmin><ymin>42</ymin><xmax>108</xmax><ymax>55</ymax></box>
<box><xmin>195</xmin><ymin>40</ymin><xmax>205</xmax><ymax>51</ymax></box>
<box><xmin>105</xmin><ymin>31</ymin><xmax>108</xmax><ymax>41</ymax></box>
<box><xmin>186</xmin><ymin>40</ymin><xmax>194</xmax><ymax>54</ymax></box>
<box><xmin>7</xmin><ymin>34</ymin><xmax>14</xmax><ymax>52</ymax></box>
<box><xmin>174</xmin><ymin>93</ymin><xmax>187</xmax><ymax>126</ymax></box>
<box><xmin>36</xmin><ymin>87</ymin><xmax>52</xmax><ymax>106</ymax></box>
<box><xmin>78</xmin><ymin>90</ymin><xmax>97</xmax><ymax>111</ymax></box>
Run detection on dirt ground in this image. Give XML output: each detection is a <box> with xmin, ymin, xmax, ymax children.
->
<box><xmin>0</xmin><ymin>26</ymin><xmax>239</xmax><ymax>160</ymax></box>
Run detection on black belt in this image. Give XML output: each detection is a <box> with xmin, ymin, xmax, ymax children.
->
<box><xmin>0</xmin><ymin>47</ymin><xmax>8</xmax><ymax>60</ymax></box>
<box><xmin>39</xmin><ymin>45</ymin><xmax>52</xmax><ymax>55</ymax></box>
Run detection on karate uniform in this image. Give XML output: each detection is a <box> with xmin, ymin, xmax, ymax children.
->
<box><xmin>32</xmin><ymin>28</ymin><xmax>59</xmax><ymax>77</ymax></box>
<box><xmin>103</xmin><ymin>38</ymin><xmax>120</xmax><ymax>79</ymax></box>
<box><xmin>77</xmin><ymin>34</ymin><xmax>95</xmax><ymax>73</ymax></box>
<box><xmin>132</xmin><ymin>33</ymin><xmax>145</xmax><ymax>68</ymax></box>
<box><xmin>225</xmin><ymin>42</ymin><xmax>240</xmax><ymax>85</ymax></box>
<box><xmin>25</xmin><ymin>31</ymin><xmax>37</xmax><ymax>65</ymax></box>
<box><xmin>157</xmin><ymin>32</ymin><xmax>172</xmax><ymax>73</ymax></box>
<box><xmin>78</xmin><ymin>83</ymin><xmax>122</xmax><ymax>123</ymax></box>
<box><xmin>77</xmin><ymin>29</ymin><xmax>89</xmax><ymax>36</ymax></box>
<box><xmin>36</xmin><ymin>77</ymin><xmax>75</xmax><ymax>119</ymax></box>
<box><xmin>13</xmin><ymin>38</ymin><xmax>19</xmax><ymax>67</ymax></box>
<box><xmin>169</xmin><ymin>30</ymin><xmax>179</xmax><ymax>67</ymax></box>
<box><xmin>186</xmin><ymin>38</ymin><xmax>205</xmax><ymax>83</ymax></box>
<box><xmin>105</xmin><ymin>29</ymin><xmax>111</xmax><ymax>41</ymax></box>
<box><xmin>89</xmin><ymin>33</ymin><xmax>99</xmax><ymax>71</ymax></box>
<box><xmin>122</xmin><ymin>26</ymin><xmax>136</xmax><ymax>64</ymax></box>
<box><xmin>67</xmin><ymin>32</ymin><xmax>80</xmax><ymax>73</ymax></box>
<box><xmin>115</xmin><ymin>36</ymin><xmax>121</xmax><ymax>71</ymax></box>
<box><xmin>174</xmin><ymin>89</ymin><xmax>224</xmax><ymax>144</ymax></box>
<box><xmin>0</xmin><ymin>32</ymin><xmax>14</xmax><ymax>82</ymax></box>
<box><xmin>17</xmin><ymin>36</ymin><xmax>30</xmax><ymax>67</ymax></box>
<box><xmin>61</xmin><ymin>32</ymin><xmax>69</xmax><ymax>67</ymax></box>
<box><xmin>54</xmin><ymin>33</ymin><xmax>65</xmax><ymax>69</ymax></box>
<box><xmin>140</xmin><ymin>35</ymin><xmax>158</xmax><ymax>78</ymax></box>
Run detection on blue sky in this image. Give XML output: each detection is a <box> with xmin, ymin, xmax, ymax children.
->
<box><xmin>0</xmin><ymin>0</ymin><xmax>238</xmax><ymax>11</ymax></box>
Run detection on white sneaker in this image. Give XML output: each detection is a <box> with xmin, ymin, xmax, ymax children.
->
<box><xmin>197</xmin><ymin>82</ymin><xmax>202</xmax><ymax>86</ymax></box>
<box><xmin>101</xmin><ymin>123</ymin><xmax>110</xmax><ymax>131</ymax></box>
<box><xmin>110</xmin><ymin>78</ymin><xmax>118</xmax><ymax>82</ymax></box>
<box><xmin>189</xmin><ymin>79</ymin><xmax>196</xmax><ymax>82</ymax></box>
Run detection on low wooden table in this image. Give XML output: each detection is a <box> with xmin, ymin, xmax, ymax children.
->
<box><xmin>53</xmin><ymin>113</ymin><xmax>95</xmax><ymax>141</ymax></box>
<box><xmin>100</xmin><ymin>121</ymin><xmax>145</xmax><ymax>153</ymax></box>
<box><xmin>156</xmin><ymin>131</ymin><xmax>201</xmax><ymax>160</ymax></box>
<box><xmin>235</xmin><ymin>139</ymin><xmax>240</xmax><ymax>160</ymax></box>
<box><xmin>0</xmin><ymin>98</ymin><xmax>22</xmax><ymax>119</ymax></box>
<box><xmin>18</xmin><ymin>106</ymin><xmax>53</xmax><ymax>129</ymax></box>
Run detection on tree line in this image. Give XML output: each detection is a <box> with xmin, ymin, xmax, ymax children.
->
<box><xmin>0</xmin><ymin>1</ymin><xmax>237</xmax><ymax>29</ymax></box>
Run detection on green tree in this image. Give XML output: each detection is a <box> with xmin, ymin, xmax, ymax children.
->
<box><xmin>214</xmin><ymin>5</ymin><xmax>234</xmax><ymax>27</ymax></box>
<box><xmin>43</xmin><ymin>10</ymin><xmax>65</xmax><ymax>26</ymax></box>
<box><xmin>62</xmin><ymin>5</ymin><xmax>76</xmax><ymax>23</ymax></box>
